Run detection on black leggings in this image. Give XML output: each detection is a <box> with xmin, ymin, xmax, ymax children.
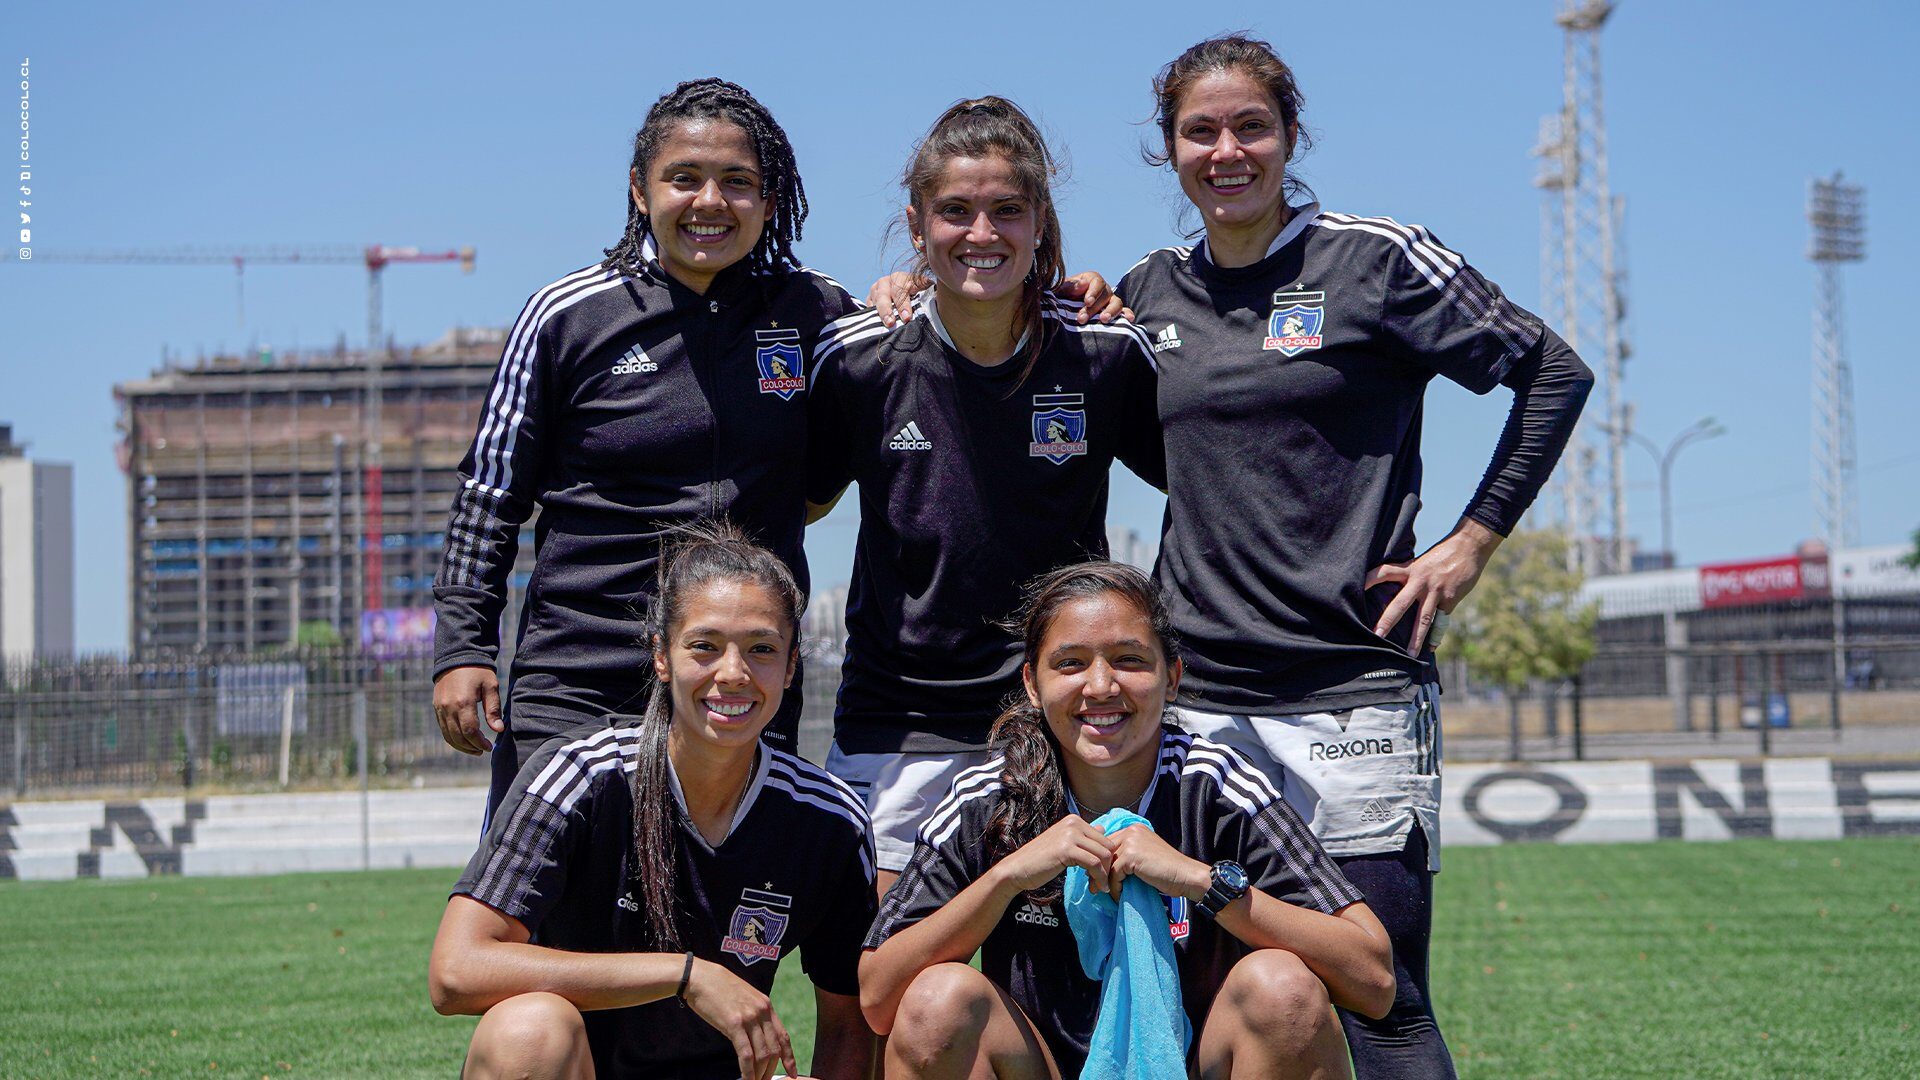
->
<box><xmin>1332</xmin><ymin>828</ymin><xmax>1456</xmax><ymax>1079</ymax></box>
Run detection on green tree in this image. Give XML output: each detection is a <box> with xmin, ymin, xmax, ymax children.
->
<box><xmin>1901</xmin><ymin>526</ymin><xmax>1920</xmax><ymax>571</ymax></box>
<box><xmin>1447</xmin><ymin>530</ymin><xmax>1598</xmax><ymax>759</ymax></box>
<box><xmin>295</xmin><ymin>620</ymin><xmax>343</xmax><ymax>649</ymax></box>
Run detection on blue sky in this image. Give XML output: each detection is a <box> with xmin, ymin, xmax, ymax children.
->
<box><xmin>4</xmin><ymin>1</ymin><xmax>1916</xmax><ymax>651</ymax></box>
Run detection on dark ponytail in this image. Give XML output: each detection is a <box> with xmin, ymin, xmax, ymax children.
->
<box><xmin>628</xmin><ymin>520</ymin><xmax>805</xmax><ymax>950</ymax></box>
<box><xmin>983</xmin><ymin>560</ymin><xmax>1179</xmax><ymax>904</ymax></box>
<box><xmin>901</xmin><ymin>96</ymin><xmax>1066</xmax><ymax>393</ymax></box>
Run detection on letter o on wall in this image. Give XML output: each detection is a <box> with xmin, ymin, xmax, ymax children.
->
<box><xmin>1462</xmin><ymin>769</ymin><xmax>1590</xmax><ymax>843</ymax></box>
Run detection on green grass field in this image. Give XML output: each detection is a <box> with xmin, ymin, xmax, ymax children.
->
<box><xmin>2</xmin><ymin>838</ymin><xmax>1915</xmax><ymax>1078</ymax></box>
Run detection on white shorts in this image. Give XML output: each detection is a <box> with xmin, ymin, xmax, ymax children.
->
<box><xmin>825</xmin><ymin>741</ymin><xmax>997</xmax><ymax>873</ymax></box>
<box><xmin>1173</xmin><ymin>683</ymin><xmax>1441</xmax><ymax>871</ymax></box>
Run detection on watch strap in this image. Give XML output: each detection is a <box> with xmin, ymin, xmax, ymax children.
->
<box><xmin>1198</xmin><ymin>860</ymin><xmax>1247</xmax><ymax>917</ymax></box>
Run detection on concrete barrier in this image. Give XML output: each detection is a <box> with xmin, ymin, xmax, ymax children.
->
<box><xmin>4</xmin><ymin>757</ymin><xmax>1918</xmax><ymax>880</ymax></box>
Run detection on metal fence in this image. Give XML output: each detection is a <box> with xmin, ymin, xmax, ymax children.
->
<box><xmin>7</xmin><ymin>627</ymin><xmax>1919</xmax><ymax>798</ymax></box>
<box><xmin>2</xmin><ymin>645</ymin><xmax>842</xmax><ymax>798</ymax></box>
<box><xmin>1437</xmin><ymin>638</ymin><xmax>1920</xmax><ymax>763</ymax></box>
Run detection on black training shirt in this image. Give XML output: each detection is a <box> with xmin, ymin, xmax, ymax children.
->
<box><xmin>454</xmin><ymin>725</ymin><xmax>876</xmax><ymax>1078</ymax></box>
<box><xmin>433</xmin><ymin>237</ymin><xmax>859</xmax><ymax>727</ymax></box>
<box><xmin>806</xmin><ymin>296</ymin><xmax>1165</xmax><ymax>753</ymax></box>
<box><xmin>866</xmin><ymin>726</ymin><xmax>1363</xmax><ymax>1075</ymax></box>
<box><xmin>1119</xmin><ymin>204</ymin><xmax>1584</xmax><ymax>714</ymax></box>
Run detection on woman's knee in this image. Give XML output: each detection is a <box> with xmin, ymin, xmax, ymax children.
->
<box><xmin>1220</xmin><ymin>950</ymin><xmax>1337</xmax><ymax>1042</ymax></box>
<box><xmin>466</xmin><ymin>992</ymin><xmax>590</xmax><ymax>1079</ymax></box>
<box><xmin>889</xmin><ymin>963</ymin><xmax>999</xmax><ymax>1062</ymax></box>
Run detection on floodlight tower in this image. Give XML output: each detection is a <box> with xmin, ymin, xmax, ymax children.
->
<box><xmin>1808</xmin><ymin>174</ymin><xmax>1864</xmax><ymax>548</ymax></box>
<box><xmin>1533</xmin><ymin>0</ymin><xmax>1630</xmax><ymax>574</ymax></box>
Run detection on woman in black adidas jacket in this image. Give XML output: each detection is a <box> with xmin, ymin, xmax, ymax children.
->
<box><xmin>429</xmin><ymin>78</ymin><xmax>863</xmax><ymax>816</ymax></box>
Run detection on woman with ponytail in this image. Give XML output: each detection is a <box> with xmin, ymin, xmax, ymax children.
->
<box><xmin>1102</xmin><ymin>36</ymin><xmax>1595</xmax><ymax>1077</ymax></box>
<box><xmin>806</xmin><ymin>99</ymin><xmax>1165</xmax><ymax>893</ymax></box>
<box><xmin>860</xmin><ymin>561</ymin><xmax>1392</xmax><ymax>1078</ymax></box>
<box><xmin>431</xmin><ymin>78</ymin><xmax>865</xmax><ymax>815</ymax></box>
<box><xmin>430</xmin><ymin>525</ymin><xmax>877</xmax><ymax>1080</ymax></box>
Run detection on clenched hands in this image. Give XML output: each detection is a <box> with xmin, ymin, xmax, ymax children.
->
<box><xmin>433</xmin><ymin>664</ymin><xmax>503</xmax><ymax>755</ymax></box>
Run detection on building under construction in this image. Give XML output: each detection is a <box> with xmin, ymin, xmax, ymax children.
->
<box><xmin>114</xmin><ymin>329</ymin><xmax>527</xmax><ymax>655</ymax></box>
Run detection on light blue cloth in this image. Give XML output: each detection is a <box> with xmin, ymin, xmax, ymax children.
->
<box><xmin>1063</xmin><ymin>808</ymin><xmax>1192</xmax><ymax>1080</ymax></box>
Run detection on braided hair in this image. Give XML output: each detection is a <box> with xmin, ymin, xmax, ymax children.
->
<box><xmin>603</xmin><ymin>78</ymin><xmax>808</xmax><ymax>278</ymax></box>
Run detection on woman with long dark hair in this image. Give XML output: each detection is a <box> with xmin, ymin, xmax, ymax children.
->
<box><xmin>1111</xmin><ymin>35</ymin><xmax>1595</xmax><ymax>1077</ymax></box>
<box><xmin>860</xmin><ymin>561</ymin><xmax>1392</xmax><ymax>1077</ymax></box>
<box><xmin>430</xmin><ymin>78</ymin><xmax>863</xmax><ymax>814</ymax></box>
<box><xmin>429</xmin><ymin>524</ymin><xmax>876</xmax><ymax>1080</ymax></box>
<box><xmin>806</xmin><ymin>98</ymin><xmax>1165</xmax><ymax>895</ymax></box>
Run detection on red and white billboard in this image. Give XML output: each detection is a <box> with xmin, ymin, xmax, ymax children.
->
<box><xmin>1699</xmin><ymin>555</ymin><xmax>1831</xmax><ymax>609</ymax></box>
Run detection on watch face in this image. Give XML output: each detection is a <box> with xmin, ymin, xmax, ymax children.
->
<box><xmin>1218</xmin><ymin>861</ymin><xmax>1249</xmax><ymax>892</ymax></box>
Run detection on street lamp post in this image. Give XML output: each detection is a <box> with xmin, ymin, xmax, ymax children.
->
<box><xmin>1619</xmin><ymin>416</ymin><xmax>1726</xmax><ymax>567</ymax></box>
<box><xmin>1606</xmin><ymin>415</ymin><xmax>1726</xmax><ymax>733</ymax></box>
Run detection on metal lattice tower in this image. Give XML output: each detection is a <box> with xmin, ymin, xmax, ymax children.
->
<box><xmin>1533</xmin><ymin>0</ymin><xmax>1630</xmax><ymax>574</ymax></box>
<box><xmin>1809</xmin><ymin>174</ymin><xmax>1864</xmax><ymax>548</ymax></box>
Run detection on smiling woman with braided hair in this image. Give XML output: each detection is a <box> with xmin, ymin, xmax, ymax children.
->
<box><xmin>430</xmin><ymin>78</ymin><xmax>865</xmax><ymax>817</ymax></box>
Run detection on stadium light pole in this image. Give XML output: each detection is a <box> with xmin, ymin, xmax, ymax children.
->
<box><xmin>1809</xmin><ymin>172</ymin><xmax>1864</xmax><ymax>735</ymax></box>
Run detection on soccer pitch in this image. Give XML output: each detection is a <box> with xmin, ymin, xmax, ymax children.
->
<box><xmin>1</xmin><ymin>838</ymin><xmax>1914</xmax><ymax>1078</ymax></box>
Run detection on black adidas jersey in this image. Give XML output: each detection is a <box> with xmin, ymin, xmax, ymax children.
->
<box><xmin>433</xmin><ymin>236</ymin><xmax>860</xmax><ymax>727</ymax></box>
<box><xmin>1119</xmin><ymin>204</ymin><xmax>1584</xmax><ymax>714</ymax></box>
<box><xmin>805</xmin><ymin>297</ymin><xmax>1166</xmax><ymax>753</ymax></box>
<box><xmin>866</xmin><ymin>726</ymin><xmax>1363</xmax><ymax>1074</ymax></box>
<box><xmin>454</xmin><ymin>725</ymin><xmax>876</xmax><ymax>1078</ymax></box>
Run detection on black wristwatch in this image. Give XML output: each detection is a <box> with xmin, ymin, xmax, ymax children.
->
<box><xmin>1197</xmin><ymin>860</ymin><xmax>1249</xmax><ymax>918</ymax></box>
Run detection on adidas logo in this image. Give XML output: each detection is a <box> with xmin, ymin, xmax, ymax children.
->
<box><xmin>610</xmin><ymin>346</ymin><xmax>658</xmax><ymax>375</ymax></box>
<box><xmin>1359</xmin><ymin>798</ymin><xmax>1395</xmax><ymax>824</ymax></box>
<box><xmin>1151</xmin><ymin>323</ymin><xmax>1183</xmax><ymax>353</ymax></box>
<box><xmin>1014</xmin><ymin>901</ymin><xmax>1060</xmax><ymax>928</ymax></box>
<box><xmin>888</xmin><ymin>420</ymin><xmax>932</xmax><ymax>451</ymax></box>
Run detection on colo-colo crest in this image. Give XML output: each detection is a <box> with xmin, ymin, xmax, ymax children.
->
<box><xmin>1029</xmin><ymin>392</ymin><xmax>1088</xmax><ymax>465</ymax></box>
<box><xmin>1263</xmin><ymin>290</ymin><xmax>1325</xmax><ymax>356</ymax></box>
<box><xmin>756</xmin><ymin>329</ymin><xmax>806</xmax><ymax>399</ymax></box>
<box><xmin>721</xmin><ymin>887</ymin><xmax>792</xmax><ymax>965</ymax></box>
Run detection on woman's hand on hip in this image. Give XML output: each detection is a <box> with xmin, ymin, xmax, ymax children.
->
<box><xmin>1366</xmin><ymin>518</ymin><xmax>1504</xmax><ymax>657</ymax></box>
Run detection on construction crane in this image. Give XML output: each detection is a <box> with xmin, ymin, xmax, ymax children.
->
<box><xmin>39</xmin><ymin>243</ymin><xmax>476</xmax><ymax>619</ymax></box>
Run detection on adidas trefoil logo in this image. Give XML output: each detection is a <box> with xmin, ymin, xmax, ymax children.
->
<box><xmin>610</xmin><ymin>344</ymin><xmax>658</xmax><ymax>375</ymax></box>
<box><xmin>1151</xmin><ymin>323</ymin><xmax>1183</xmax><ymax>353</ymax></box>
<box><xmin>888</xmin><ymin>420</ymin><xmax>933</xmax><ymax>451</ymax></box>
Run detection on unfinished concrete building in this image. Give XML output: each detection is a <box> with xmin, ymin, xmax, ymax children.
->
<box><xmin>115</xmin><ymin>329</ymin><xmax>529</xmax><ymax>655</ymax></box>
